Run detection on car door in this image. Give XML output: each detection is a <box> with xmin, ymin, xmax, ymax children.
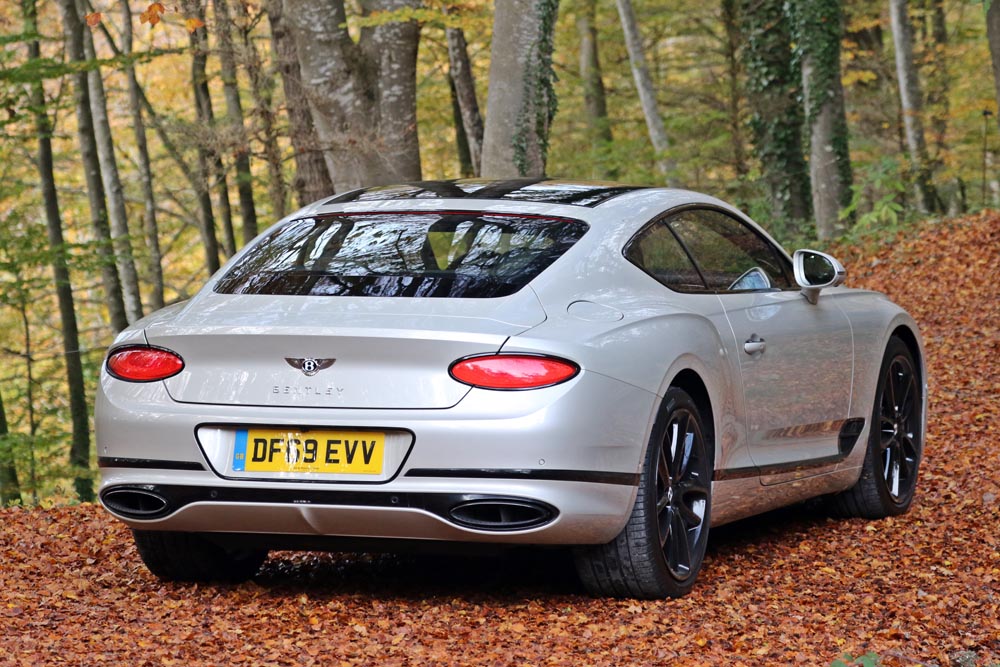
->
<box><xmin>662</xmin><ymin>208</ymin><xmax>853</xmax><ymax>479</ymax></box>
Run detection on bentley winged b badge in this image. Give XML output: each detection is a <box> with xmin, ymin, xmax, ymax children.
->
<box><xmin>285</xmin><ymin>357</ymin><xmax>336</xmax><ymax>377</ymax></box>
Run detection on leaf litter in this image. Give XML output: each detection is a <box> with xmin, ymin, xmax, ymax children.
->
<box><xmin>1</xmin><ymin>212</ymin><xmax>998</xmax><ymax>666</ymax></box>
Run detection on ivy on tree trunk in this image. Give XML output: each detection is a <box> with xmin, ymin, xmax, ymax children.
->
<box><xmin>481</xmin><ymin>0</ymin><xmax>560</xmax><ymax>178</ymax></box>
<box><xmin>741</xmin><ymin>0</ymin><xmax>812</xmax><ymax>229</ymax></box>
<box><xmin>789</xmin><ymin>0</ymin><xmax>854</xmax><ymax>239</ymax></box>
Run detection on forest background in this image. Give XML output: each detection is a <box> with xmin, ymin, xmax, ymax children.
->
<box><xmin>0</xmin><ymin>0</ymin><xmax>998</xmax><ymax>505</ymax></box>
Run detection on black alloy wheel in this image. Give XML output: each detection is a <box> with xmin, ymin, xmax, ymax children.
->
<box><xmin>829</xmin><ymin>336</ymin><xmax>923</xmax><ymax>519</ymax></box>
<box><xmin>656</xmin><ymin>405</ymin><xmax>711</xmax><ymax>581</ymax></box>
<box><xmin>879</xmin><ymin>352</ymin><xmax>920</xmax><ymax>504</ymax></box>
<box><xmin>574</xmin><ymin>387</ymin><xmax>713</xmax><ymax>599</ymax></box>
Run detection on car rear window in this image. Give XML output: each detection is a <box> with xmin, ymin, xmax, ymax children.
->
<box><xmin>214</xmin><ymin>212</ymin><xmax>589</xmax><ymax>298</ymax></box>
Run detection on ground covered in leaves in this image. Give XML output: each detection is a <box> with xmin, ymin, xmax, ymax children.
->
<box><xmin>2</xmin><ymin>212</ymin><xmax>998</xmax><ymax>666</ymax></box>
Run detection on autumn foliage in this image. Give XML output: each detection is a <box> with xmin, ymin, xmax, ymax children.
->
<box><xmin>1</xmin><ymin>212</ymin><xmax>998</xmax><ymax>665</ymax></box>
<box><xmin>84</xmin><ymin>3</ymin><xmax>204</xmax><ymax>32</ymax></box>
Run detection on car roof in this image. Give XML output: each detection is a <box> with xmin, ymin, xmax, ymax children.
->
<box><xmin>319</xmin><ymin>178</ymin><xmax>653</xmax><ymax>208</ymax></box>
<box><xmin>295</xmin><ymin>179</ymin><xmax>750</xmax><ymax>234</ymax></box>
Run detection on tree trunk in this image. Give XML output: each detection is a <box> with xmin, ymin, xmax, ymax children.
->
<box><xmin>926</xmin><ymin>0</ymin><xmax>949</xmax><ymax>156</ymax></box>
<box><xmin>721</xmin><ymin>0</ymin><xmax>749</xmax><ymax>181</ymax></box>
<box><xmin>120</xmin><ymin>0</ymin><xmax>164</xmax><ymax>310</ymax></box>
<box><xmin>0</xmin><ymin>384</ymin><xmax>21</xmax><ymax>506</ymax></box>
<box><xmin>741</xmin><ymin>0</ymin><xmax>812</xmax><ymax>227</ymax></box>
<box><xmin>187</xmin><ymin>0</ymin><xmax>235</xmax><ymax>258</ymax></box>
<box><xmin>283</xmin><ymin>0</ymin><xmax>422</xmax><ymax>192</ymax></box>
<box><xmin>446</xmin><ymin>26</ymin><xmax>484</xmax><ymax>177</ymax></box>
<box><xmin>91</xmin><ymin>17</ymin><xmax>214</xmax><ymax>247</ymax></box>
<box><xmin>987</xmin><ymin>0</ymin><xmax>1000</xmax><ymax>135</ymax></box>
<box><xmin>182</xmin><ymin>0</ymin><xmax>223</xmax><ymax>273</ymax></box>
<box><xmin>449</xmin><ymin>76</ymin><xmax>475</xmax><ymax>177</ymax></box>
<box><xmin>924</xmin><ymin>0</ymin><xmax>958</xmax><ymax>213</ymax></box>
<box><xmin>792</xmin><ymin>0</ymin><xmax>854</xmax><ymax>239</ymax></box>
<box><xmin>241</xmin><ymin>4</ymin><xmax>288</xmax><ymax>221</ymax></box>
<box><xmin>481</xmin><ymin>0</ymin><xmax>560</xmax><ymax>178</ymax></box>
<box><xmin>56</xmin><ymin>0</ymin><xmax>129</xmax><ymax>334</ymax></box>
<box><xmin>267</xmin><ymin>0</ymin><xmax>334</xmax><ymax>205</ymax></box>
<box><xmin>888</xmin><ymin>0</ymin><xmax>937</xmax><ymax>214</ymax></box>
<box><xmin>27</xmin><ymin>0</ymin><xmax>93</xmax><ymax>502</ymax></box>
<box><xmin>576</xmin><ymin>0</ymin><xmax>614</xmax><ymax>178</ymax></box>
<box><xmin>987</xmin><ymin>148</ymin><xmax>1000</xmax><ymax>207</ymax></box>
<box><xmin>214</xmin><ymin>0</ymin><xmax>259</xmax><ymax>244</ymax></box>
<box><xmin>615</xmin><ymin>0</ymin><xmax>676</xmax><ymax>184</ymax></box>
<box><xmin>81</xmin><ymin>6</ymin><xmax>144</xmax><ymax>324</ymax></box>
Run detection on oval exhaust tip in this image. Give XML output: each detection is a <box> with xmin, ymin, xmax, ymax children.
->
<box><xmin>449</xmin><ymin>499</ymin><xmax>555</xmax><ymax>531</ymax></box>
<box><xmin>101</xmin><ymin>488</ymin><xmax>170</xmax><ymax>519</ymax></box>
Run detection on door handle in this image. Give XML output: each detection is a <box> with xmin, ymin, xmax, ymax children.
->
<box><xmin>744</xmin><ymin>335</ymin><xmax>766</xmax><ymax>355</ymax></box>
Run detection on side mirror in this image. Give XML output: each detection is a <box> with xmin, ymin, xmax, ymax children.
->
<box><xmin>793</xmin><ymin>249</ymin><xmax>846</xmax><ymax>304</ymax></box>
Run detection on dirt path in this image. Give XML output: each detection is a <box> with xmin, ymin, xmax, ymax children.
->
<box><xmin>2</xmin><ymin>212</ymin><xmax>998</xmax><ymax>666</ymax></box>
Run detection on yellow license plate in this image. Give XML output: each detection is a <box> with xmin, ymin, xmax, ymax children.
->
<box><xmin>232</xmin><ymin>428</ymin><xmax>384</xmax><ymax>475</ymax></box>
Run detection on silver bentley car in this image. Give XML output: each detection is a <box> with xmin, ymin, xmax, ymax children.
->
<box><xmin>97</xmin><ymin>179</ymin><xmax>926</xmax><ymax>598</ymax></box>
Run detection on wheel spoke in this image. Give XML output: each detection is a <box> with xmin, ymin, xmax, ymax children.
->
<box><xmin>898</xmin><ymin>434</ymin><xmax>918</xmax><ymax>481</ymax></box>
<box><xmin>897</xmin><ymin>449</ymin><xmax>912</xmax><ymax>484</ymax></box>
<box><xmin>658</xmin><ymin>443</ymin><xmax>671</xmax><ymax>488</ymax></box>
<box><xmin>658</xmin><ymin>506</ymin><xmax>672</xmax><ymax>548</ymax></box>
<box><xmin>886</xmin><ymin>364</ymin><xmax>899</xmax><ymax>414</ymax></box>
<box><xmin>667</xmin><ymin>511</ymin><xmax>692</xmax><ymax>576</ymax></box>
<box><xmin>879</xmin><ymin>416</ymin><xmax>895</xmax><ymax>450</ymax></box>
<box><xmin>670</xmin><ymin>413</ymin><xmax>690</xmax><ymax>479</ymax></box>
<box><xmin>677</xmin><ymin>493</ymin><xmax>705</xmax><ymax>528</ymax></box>
<box><xmin>898</xmin><ymin>372</ymin><xmax>914</xmax><ymax>419</ymax></box>
<box><xmin>656</xmin><ymin>489</ymin><xmax>670</xmax><ymax>513</ymax></box>
<box><xmin>668</xmin><ymin>421</ymin><xmax>679</xmax><ymax>471</ymax></box>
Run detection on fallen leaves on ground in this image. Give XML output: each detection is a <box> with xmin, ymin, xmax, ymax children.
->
<box><xmin>2</xmin><ymin>212</ymin><xmax>998</xmax><ymax>666</ymax></box>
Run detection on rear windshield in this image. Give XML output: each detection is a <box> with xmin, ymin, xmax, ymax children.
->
<box><xmin>214</xmin><ymin>212</ymin><xmax>589</xmax><ymax>298</ymax></box>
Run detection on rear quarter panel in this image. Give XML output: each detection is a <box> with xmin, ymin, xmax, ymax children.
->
<box><xmin>511</xmin><ymin>249</ymin><xmax>753</xmax><ymax>476</ymax></box>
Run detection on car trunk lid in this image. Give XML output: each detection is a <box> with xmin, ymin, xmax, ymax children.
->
<box><xmin>147</xmin><ymin>290</ymin><xmax>545</xmax><ymax>409</ymax></box>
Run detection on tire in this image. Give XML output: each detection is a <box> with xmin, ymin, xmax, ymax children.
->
<box><xmin>132</xmin><ymin>530</ymin><xmax>267</xmax><ymax>583</ymax></box>
<box><xmin>828</xmin><ymin>336</ymin><xmax>922</xmax><ymax>519</ymax></box>
<box><xmin>574</xmin><ymin>388</ymin><xmax>712</xmax><ymax>599</ymax></box>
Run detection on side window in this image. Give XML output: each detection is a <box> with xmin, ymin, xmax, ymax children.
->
<box><xmin>666</xmin><ymin>209</ymin><xmax>792</xmax><ymax>291</ymax></box>
<box><xmin>624</xmin><ymin>221</ymin><xmax>707</xmax><ymax>291</ymax></box>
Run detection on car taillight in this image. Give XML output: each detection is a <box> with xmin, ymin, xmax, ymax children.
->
<box><xmin>449</xmin><ymin>355</ymin><xmax>579</xmax><ymax>390</ymax></box>
<box><xmin>106</xmin><ymin>346</ymin><xmax>184</xmax><ymax>382</ymax></box>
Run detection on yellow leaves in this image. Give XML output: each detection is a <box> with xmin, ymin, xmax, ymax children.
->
<box><xmin>184</xmin><ymin>17</ymin><xmax>205</xmax><ymax>33</ymax></box>
<box><xmin>842</xmin><ymin>70</ymin><xmax>878</xmax><ymax>87</ymax></box>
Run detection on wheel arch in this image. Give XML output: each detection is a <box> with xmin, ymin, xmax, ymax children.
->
<box><xmin>669</xmin><ymin>369</ymin><xmax>716</xmax><ymax>460</ymax></box>
<box><xmin>890</xmin><ymin>324</ymin><xmax>924</xmax><ymax>387</ymax></box>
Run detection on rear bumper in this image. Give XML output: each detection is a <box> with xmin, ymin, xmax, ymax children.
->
<box><xmin>98</xmin><ymin>473</ymin><xmax>637</xmax><ymax>544</ymax></box>
<box><xmin>96</xmin><ymin>369</ymin><xmax>655</xmax><ymax>545</ymax></box>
